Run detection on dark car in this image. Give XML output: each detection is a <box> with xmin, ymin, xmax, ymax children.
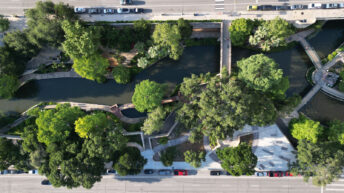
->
<box><xmin>88</xmin><ymin>8</ymin><xmax>100</xmax><ymax>14</ymax></box>
<box><xmin>174</xmin><ymin>170</ymin><xmax>188</xmax><ymax>176</ymax></box>
<box><xmin>268</xmin><ymin>171</ymin><xmax>283</xmax><ymax>177</ymax></box>
<box><xmin>158</xmin><ymin>169</ymin><xmax>172</xmax><ymax>175</ymax></box>
<box><xmin>259</xmin><ymin>5</ymin><xmax>275</xmax><ymax>10</ymax></box>
<box><xmin>210</xmin><ymin>171</ymin><xmax>222</xmax><ymax>176</ymax></box>
<box><xmin>290</xmin><ymin>4</ymin><xmax>305</xmax><ymax>10</ymax></box>
<box><xmin>131</xmin><ymin>8</ymin><xmax>144</xmax><ymax>13</ymax></box>
<box><xmin>275</xmin><ymin>5</ymin><xmax>290</xmax><ymax>10</ymax></box>
<box><xmin>144</xmin><ymin>169</ymin><xmax>154</xmax><ymax>174</ymax></box>
<box><xmin>41</xmin><ymin>179</ymin><xmax>51</xmax><ymax>185</ymax></box>
<box><xmin>226</xmin><ymin>172</ymin><xmax>232</xmax><ymax>176</ymax></box>
<box><xmin>120</xmin><ymin>0</ymin><xmax>132</xmax><ymax>5</ymax></box>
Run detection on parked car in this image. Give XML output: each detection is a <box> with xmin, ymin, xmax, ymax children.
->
<box><xmin>158</xmin><ymin>169</ymin><xmax>172</xmax><ymax>175</ymax></box>
<box><xmin>275</xmin><ymin>5</ymin><xmax>290</xmax><ymax>10</ymax></box>
<box><xmin>290</xmin><ymin>4</ymin><xmax>304</xmax><ymax>10</ymax></box>
<box><xmin>284</xmin><ymin>171</ymin><xmax>293</xmax><ymax>176</ymax></box>
<box><xmin>74</xmin><ymin>7</ymin><xmax>87</xmax><ymax>13</ymax></box>
<box><xmin>259</xmin><ymin>5</ymin><xmax>275</xmax><ymax>11</ymax></box>
<box><xmin>339</xmin><ymin>3</ymin><xmax>344</xmax><ymax>8</ymax></box>
<box><xmin>210</xmin><ymin>171</ymin><xmax>222</xmax><ymax>176</ymax></box>
<box><xmin>324</xmin><ymin>3</ymin><xmax>338</xmax><ymax>9</ymax></box>
<box><xmin>174</xmin><ymin>170</ymin><xmax>188</xmax><ymax>176</ymax></box>
<box><xmin>120</xmin><ymin>0</ymin><xmax>133</xmax><ymax>5</ymax></box>
<box><xmin>2</xmin><ymin>170</ymin><xmax>9</xmax><ymax>175</ymax></box>
<box><xmin>247</xmin><ymin>5</ymin><xmax>258</xmax><ymax>11</ymax></box>
<box><xmin>268</xmin><ymin>171</ymin><xmax>283</xmax><ymax>177</ymax></box>
<box><xmin>103</xmin><ymin>8</ymin><xmax>114</xmax><ymax>14</ymax></box>
<box><xmin>106</xmin><ymin>169</ymin><xmax>117</xmax><ymax>174</ymax></box>
<box><xmin>88</xmin><ymin>8</ymin><xmax>101</xmax><ymax>14</ymax></box>
<box><xmin>117</xmin><ymin>8</ymin><xmax>130</xmax><ymax>14</ymax></box>
<box><xmin>41</xmin><ymin>179</ymin><xmax>51</xmax><ymax>185</ymax></box>
<box><xmin>255</xmin><ymin>172</ymin><xmax>268</xmax><ymax>176</ymax></box>
<box><xmin>144</xmin><ymin>169</ymin><xmax>154</xmax><ymax>174</ymax></box>
<box><xmin>29</xmin><ymin>170</ymin><xmax>38</xmax><ymax>174</ymax></box>
<box><xmin>308</xmin><ymin>3</ymin><xmax>322</xmax><ymax>9</ymax></box>
<box><xmin>9</xmin><ymin>170</ymin><xmax>18</xmax><ymax>174</ymax></box>
<box><xmin>131</xmin><ymin>8</ymin><xmax>144</xmax><ymax>13</ymax></box>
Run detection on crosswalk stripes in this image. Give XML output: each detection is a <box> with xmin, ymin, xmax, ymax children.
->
<box><xmin>325</xmin><ymin>180</ymin><xmax>344</xmax><ymax>192</ymax></box>
<box><xmin>214</xmin><ymin>0</ymin><xmax>224</xmax><ymax>10</ymax></box>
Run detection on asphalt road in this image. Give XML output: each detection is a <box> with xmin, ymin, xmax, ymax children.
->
<box><xmin>0</xmin><ymin>0</ymin><xmax>343</xmax><ymax>15</ymax></box>
<box><xmin>2</xmin><ymin>175</ymin><xmax>344</xmax><ymax>193</ymax></box>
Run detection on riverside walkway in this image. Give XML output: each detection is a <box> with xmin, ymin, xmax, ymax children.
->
<box><xmin>220</xmin><ymin>20</ymin><xmax>231</xmax><ymax>75</ymax></box>
<box><xmin>19</xmin><ymin>70</ymin><xmax>81</xmax><ymax>87</ymax></box>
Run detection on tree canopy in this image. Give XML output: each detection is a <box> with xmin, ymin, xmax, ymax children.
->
<box><xmin>114</xmin><ymin>147</ymin><xmax>147</xmax><ymax>176</ymax></box>
<box><xmin>0</xmin><ymin>15</ymin><xmax>9</xmax><ymax>32</ymax></box>
<box><xmin>36</xmin><ymin>103</ymin><xmax>85</xmax><ymax>145</ymax></box>
<box><xmin>75</xmin><ymin>112</ymin><xmax>110</xmax><ymax>138</ymax></box>
<box><xmin>113</xmin><ymin>65</ymin><xmax>131</xmax><ymax>84</ymax></box>
<box><xmin>328</xmin><ymin>120</ymin><xmax>344</xmax><ymax>144</ymax></box>
<box><xmin>141</xmin><ymin>106</ymin><xmax>166</xmax><ymax>135</ymax></box>
<box><xmin>216</xmin><ymin>143</ymin><xmax>257</xmax><ymax>176</ymax></box>
<box><xmin>0</xmin><ymin>138</ymin><xmax>21</xmax><ymax>170</ymax></box>
<box><xmin>229</xmin><ymin>18</ymin><xmax>254</xmax><ymax>46</ymax></box>
<box><xmin>177</xmin><ymin>18</ymin><xmax>193</xmax><ymax>40</ymax></box>
<box><xmin>62</xmin><ymin>20</ymin><xmax>100</xmax><ymax>59</ymax></box>
<box><xmin>184</xmin><ymin>150</ymin><xmax>205</xmax><ymax>168</ymax></box>
<box><xmin>152</xmin><ymin>23</ymin><xmax>183</xmax><ymax>60</ymax></box>
<box><xmin>237</xmin><ymin>54</ymin><xmax>288</xmax><ymax>98</ymax></box>
<box><xmin>132</xmin><ymin>80</ymin><xmax>166</xmax><ymax>112</ymax></box>
<box><xmin>290</xmin><ymin>115</ymin><xmax>323</xmax><ymax>143</ymax></box>
<box><xmin>0</xmin><ymin>74</ymin><xmax>19</xmax><ymax>98</ymax></box>
<box><xmin>72</xmin><ymin>54</ymin><xmax>109</xmax><ymax>81</ymax></box>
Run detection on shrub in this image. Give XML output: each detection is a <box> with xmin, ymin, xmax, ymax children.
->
<box><xmin>113</xmin><ymin>65</ymin><xmax>131</xmax><ymax>84</ymax></box>
<box><xmin>158</xmin><ymin>137</ymin><xmax>168</xmax><ymax>144</ymax></box>
<box><xmin>0</xmin><ymin>15</ymin><xmax>10</xmax><ymax>32</ymax></box>
<box><xmin>160</xmin><ymin>147</ymin><xmax>176</xmax><ymax>166</ymax></box>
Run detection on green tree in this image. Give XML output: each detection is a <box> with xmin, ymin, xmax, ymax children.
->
<box><xmin>3</xmin><ymin>30</ymin><xmax>39</xmax><ymax>58</ymax></box>
<box><xmin>229</xmin><ymin>18</ymin><xmax>254</xmax><ymax>46</ymax></box>
<box><xmin>264</xmin><ymin>17</ymin><xmax>294</xmax><ymax>40</ymax></box>
<box><xmin>328</xmin><ymin>120</ymin><xmax>344</xmax><ymax>144</ymax></box>
<box><xmin>141</xmin><ymin>106</ymin><xmax>166</xmax><ymax>135</ymax></box>
<box><xmin>114</xmin><ymin>147</ymin><xmax>147</xmax><ymax>176</ymax></box>
<box><xmin>152</xmin><ymin>23</ymin><xmax>183</xmax><ymax>60</ymax></box>
<box><xmin>0</xmin><ymin>138</ymin><xmax>21</xmax><ymax>170</ymax></box>
<box><xmin>137</xmin><ymin>57</ymin><xmax>149</xmax><ymax>69</ymax></box>
<box><xmin>0</xmin><ymin>74</ymin><xmax>19</xmax><ymax>98</ymax></box>
<box><xmin>292</xmin><ymin>140</ymin><xmax>344</xmax><ymax>186</ymax></box>
<box><xmin>188</xmin><ymin>129</ymin><xmax>203</xmax><ymax>144</ymax></box>
<box><xmin>133</xmin><ymin>19</ymin><xmax>151</xmax><ymax>42</ymax></box>
<box><xmin>290</xmin><ymin>115</ymin><xmax>323</xmax><ymax>143</ymax></box>
<box><xmin>177</xmin><ymin>18</ymin><xmax>193</xmax><ymax>40</ymax></box>
<box><xmin>184</xmin><ymin>150</ymin><xmax>205</xmax><ymax>168</ymax></box>
<box><xmin>216</xmin><ymin>143</ymin><xmax>257</xmax><ymax>176</ymax></box>
<box><xmin>36</xmin><ymin>103</ymin><xmax>85</xmax><ymax>145</ymax></box>
<box><xmin>237</xmin><ymin>54</ymin><xmax>286</xmax><ymax>96</ymax></box>
<box><xmin>132</xmin><ymin>80</ymin><xmax>166</xmax><ymax>112</ymax></box>
<box><xmin>73</xmin><ymin>54</ymin><xmax>109</xmax><ymax>81</ymax></box>
<box><xmin>0</xmin><ymin>47</ymin><xmax>26</xmax><ymax>76</ymax></box>
<box><xmin>160</xmin><ymin>147</ymin><xmax>176</xmax><ymax>166</ymax></box>
<box><xmin>113</xmin><ymin>65</ymin><xmax>131</xmax><ymax>84</ymax></box>
<box><xmin>75</xmin><ymin>112</ymin><xmax>110</xmax><ymax>138</ymax></box>
<box><xmin>61</xmin><ymin>20</ymin><xmax>100</xmax><ymax>59</ymax></box>
<box><xmin>0</xmin><ymin>15</ymin><xmax>9</xmax><ymax>32</ymax></box>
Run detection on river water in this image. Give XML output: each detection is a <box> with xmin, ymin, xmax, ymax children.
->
<box><xmin>0</xmin><ymin>46</ymin><xmax>219</xmax><ymax>115</ymax></box>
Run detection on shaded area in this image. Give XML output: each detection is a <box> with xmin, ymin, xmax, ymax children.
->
<box><xmin>0</xmin><ymin>46</ymin><xmax>219</xmax><ymax>115</ymax></box>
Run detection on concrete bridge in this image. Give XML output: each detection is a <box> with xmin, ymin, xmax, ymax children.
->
<box><xmin>220</xmin><ymin>20</ymin><xmax>232</xmax><ymax>75</ymax></box>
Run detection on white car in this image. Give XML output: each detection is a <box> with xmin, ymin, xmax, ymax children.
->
<box><xmin>308</xmin><ymin>3</ymin><xmax>322</xmax><ymax>9</ymax></box>
<box><xmin>324</xmin><ymin>3</ymin><xmax>338</xmax><ymax>9</ymax></box>
<box><xmin>117</xmin><ymin>8</ymin><xmax>130</xmax><ymax>14</ymax></box>
<box><xmin>74</xmin><ymin>7</ymin><xmax>87</xmax><ymax>13</ymax></box>
<box><xmin>255</xmin><ymin>171</ymin><xmax>268</xmax><ymax>176</ymax></box>
<box><xmin>339</xmin><ymin>3</ymin><xmax>344</xmax><ymax>8</ymax></box>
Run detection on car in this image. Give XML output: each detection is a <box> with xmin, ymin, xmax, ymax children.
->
<box><xmin>324</xmin><ymin>3</ymin><xmax>338</xmax><ymax>9</ymax></box>
<box><xmin>29</xmin><ymin>170</ymin><xmax>38</xmax><ymax>174</ymax></box>
<box><xmin>268</xmin><ymin>171</ymin><xmax>283</xmax><ymax>177</ymax></box>
<box><xmin>210</xmin><ymin>171</ymin><xmax>222</xmax><ymax>176</ymax></box>
<box><xmin>255</xmin><ymin>172</ymin><xmax>268</xmax><ymax>176</ymax></box>
<box><xmin>275</xmin><ymin>5</ymin><xmax>290</xmax><ymax>10</ymax></box>
<box><xmin>88</xmin><ymin>8</ymin><xmax>100</xmax><ymax>14</ymax></box>
<box><xmin>259</xmin><ymin>5</ymin><xmax>275</xmax><ymax>11</ymax></box>
<box><xmin>103</xmin><ymin>8</ymin><xmax>114</xmax><ymax>14</ymax></box>
<box><xmin>120</xmin><ymin>0</ymin><xmax>133</xmax><ymax>5</ymax></box>
<box><xmin>290</xmin><ymin>4</ymin><xmax>304</xmax><ymax>10</ymax></box>
<box><xmin>225</xmin><ymin>172</ymin><xmax>232</xmax><ymax>176</ymax></box>
<box><xmin>284</xmin><ymin>171</ymin><xmax>293</xmax><ymax>176</ymax></box>
<box><xmin>2</xmin><ymin>170</ymin><xmax>9</xmax><ymax>174</ymax></box>
<box><xmin>247</xmin><ymin>5</ymin><xmax>258</xmax><ymax>11</ymax></box>
<box><xmin>144</xmin><ymin>169</ymin><xmax>154</xmax><ymax>174</ymax></box>
<box><xmin>117</xmin><ymin>8</ymin><xmax>130</xmax><ymax>14</ymax></box>
<box><xmin>74</xmin><ymin>7</ymin><xmax>87</xmax><ymax>13</ymax></box>
<box><xmin>9</xmin><ymin>170</ymin><xmax>18</xmax><ymax>174</ymax></box>
<box><xmin>41</xmin><ymin>179</ymin><xmax>51</xmax><ymax>185</ymax></box>
<box><xmin>131</xmin><ymin>8</ymin><xmax>144</xmax><ymax>13</ymax></box>
<box><xmin>308</xmin><ymin>3</ymin><xmax>322</xmax><ymax>9</ymax></box>
<box><xmin>174</xmin><ymin>170</ymin><xmax>188</xmax><ymax>176</ymax></box>
<box><xmin>158</xmin><ymin>169</ymin><xmax>172</xmax><ymax>175</ymax></box>
<box><xmin>339</xmin><ymin>3</ymin><xmax>344</xmax><ymax>8</ymax></box>
<box><xmin>106</xmin><ymin>169</ymin><xmax>117</xmax><ymax>174</ymax></box>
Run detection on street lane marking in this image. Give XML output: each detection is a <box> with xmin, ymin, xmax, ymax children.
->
<box><xmin>327</xmin><ymin>184</ymin><xmax>344</xmax><ymax>186</ymax></box>
<box><xmin>215</xmin><ymin>7</ymin><xmax>224</xmax><ymax>10</ymax></box>
<box><xmin>325</xmin><ymin>188</ymin><xmax>344</xmax><ymax>191</ymax></box>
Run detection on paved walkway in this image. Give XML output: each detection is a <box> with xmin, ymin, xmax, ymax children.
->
<box><xmin>152</xmin><ymin>134</ymin><xmax>190</xmax><ymax>153</ymax></box>
<box><xmin>19</xmin><ymin>70</ymin><xmax>81</xmax><ymax>87</ymax></box>
<box><xmin>298</xmin><ymin>37</ymin><xmax>323</xmax><ymax>70</ymax></box>
<box><xmin>220</xmin><ymin>20</ymin><xmax>231</xmax><ymax>75</ymax></box>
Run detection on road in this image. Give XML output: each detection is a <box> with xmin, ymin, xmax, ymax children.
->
<box><xmin>2</xmin><ymin>175</ymin><xmax>344</xmax><ymax>193</ymax></box>
<box><xmin>0</xmin><ymin>0</ymin><xmax>343</xmax><ymax>15</ymax></box>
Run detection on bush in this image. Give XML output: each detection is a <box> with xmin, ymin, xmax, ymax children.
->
<box><xmin>158</xmin><ymin>137</ymin><xmax>168</xmax><ymax>144</ymax></box>
<box><xmin>160</xmin><ymin>147</ymin><xmax>176</xmax><ymax>166</ymax></box>
<box><xmin>113</xmin><ymin>65</ymin><xmax>131</xmax><ymax>84</ymax></box>
<box><xmin>0</xmin><ymin>15</ymin><xmax>10</xmax><ymax>32</ymax></box>
<box><xmin>184</xmin><ymin>150</ymin><xmax>205</xmax><ymax>168</ymax></box>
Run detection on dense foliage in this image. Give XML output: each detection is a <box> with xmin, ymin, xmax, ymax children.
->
<box><xmin>0</xmin><ymin>15</ymin><xmax>9</xmax><ymax>32</ymax></box>
<box><xmin>113</xmin><ymin>65</ymin><xmax>131</xmax><ymax>84</ymax></box>
<box><xmin>73</xmin><ymin>54</ymin><xmax>109</xmax><ymax>82</ymax></box>
<box><xmin>0</xmin><ymin>75</ymin><xmax>19</xmax><ymax>98</ymax></box>
<box><xmin>0</xmin><ymin>138</ymin><xmax>21</xmax><ymax>170</ymax></box>
<box><xmin>75</xmin><ymin>112</ymin><xmax>110</xmax><ymax>138</ymax></box>
<box><xmin>132</xmin><ymin>80</ymin><xmax>166</xmax><ymax>112</ymax></box>
<box><xmin>290</xmin><ymin>115</ymin><xmax>323</xmax><ymax>143</ymax></box>
<box><xmin>114</xmin><ymin>147</ymin><xmax>147</xmax><ymax>176</ymax></box>
<box><xmin>160</xmin><ymin>147</ymin><xmax>176</xmax><ymax>166</ymax></box>
<box><xmin>328</xmin><ymin>120</ymin><xmax>344</xmax><ymax>144</ymax></box>
<box><xmin>141</xmin><ymin>106</ymin><xmax>166</xmax><ymax>135</ymax></box>
<box><xmin>229</xmin><ymin>18</ymin><xmax>254</xmax><ymax>46</ymax></box>
<box><xmin>184</xmin><ymin>150</ymin><xmax>205</xmax><ymax>168</ymax></box>
<box><xmin>216</xmin><ymin>143</ymin><xmax>257</xmax><ymax>176</ymax></box>
<box><xmin>177</xmin><ymin>18</ymin><xmax>193</xmax><ymax>40</ymax></box>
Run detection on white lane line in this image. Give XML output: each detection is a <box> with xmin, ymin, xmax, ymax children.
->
<box><xmin>215</xmin><ymin>7</ymin><xmax>224</xmax><ymax>10</ymax></box>
<box><xmin>325</xmin><ymin>188</ymin><xmax>344</xmax><ymax>191</ymax></box>
<box><xmin>215</xmin><ymin>0</ymin><xmax>224</xmax><ymax>2</ymax></box>
<box><xmin>328</xmin><ymin>184</ymin><xmax>344</xmax><ymax>186</ymax></box>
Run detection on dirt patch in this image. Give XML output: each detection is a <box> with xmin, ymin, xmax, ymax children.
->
<box><xmin>102</xmin><ymin>52</ymin><xmax>118</xmax><ymax>67</ymax></box>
